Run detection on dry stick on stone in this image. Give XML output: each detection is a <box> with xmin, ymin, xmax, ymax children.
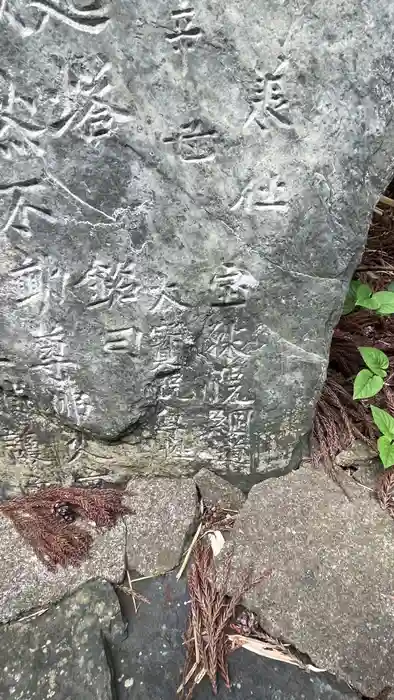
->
<box><xmin>117</xmin><ymin>570</ymin><xmax>151</xmax><ymax>614</ymax></box>
<box><xmin>379</xmin><ymin>195</ymin><xmax>394</xmax><ymax>208</ymax></box>
<box><xmin>227</xmin><ymin>633</ymin><xmax>325</xmax><ymax>673</ymax></box>
<box><xmin>0</xmin><ymin>485</ymin><xmax>131</xmax><ymax>570</ymax></box>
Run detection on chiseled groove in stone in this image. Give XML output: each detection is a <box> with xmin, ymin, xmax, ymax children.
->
<box><xmin>261</xmin><ymin>325</ymin><xmax>326</xmax><ymax>362</ymax></box>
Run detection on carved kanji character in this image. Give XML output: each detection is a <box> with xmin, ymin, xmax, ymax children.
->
<box><xmin>163</xmin><ymin>119</ymin><xmax>218</xmax><ymax>162</ymax></box>
<box><xmin>0</xmin><ymin>179</ymin><xmax>56</xmax><ymax>237</ymax></box>
<box><xmin>205</xmin><ymin>321</ymin><xmax>252</xmax><ymax>365</ymax></box>
<box><xmin>74</xmin><ymin>259</ymin><xmax>141</xmax><ymax>310</ymax></box>
<box><xmin>50</xmin><ymin>61</ymin><xmax>130</xmax><ymax>144</ymax></box>
<box><xmin>53</xmin><ymin>378</ymin><xmax>92</xmax><ymax>425</ymax></box>
<box><xmin>231</xmin><ymin>174</ymin><xmax>288</xmax><ymax>213</ymax></box>
<box><xmin>103</xmin><ymin>327</ymin><xmax>143</xmax><ymax>356</ymax></box>
<box><xmin>0</xmin><ymin>80</ymin><xmax>45</xmax><ymax>158</ymax></box>
<box><xmin>165</xmin><ymin>8</ymin><xmax>201</xmax><ymax>53</ymax></box>
<box><xmin>203</xmin><ymin>365</ymin><xmax>254</xmax><ymax>407</ymax></box>
<box><xmin>10</xmin><ymin>256</ymin><xmax>69</xmax><ymax>318</ymax></box>
<box><xmin>149</xmin><ymin>282</ymin><xmax>189</xmax><ymax>315</ymax></box>
<box><xmin>210</xmin><ymin>263</ymin><xmax>259</xmax><ymax>306</ymax></box>
<box><xmin>244</xmin><ymin>57</ymin><xmax>292</xmax><ymax>133</ymax></box>
<box><xmin>31</xmin><ymin>325</ymin><xmax>75</xmax><ymax>381</ymax></box>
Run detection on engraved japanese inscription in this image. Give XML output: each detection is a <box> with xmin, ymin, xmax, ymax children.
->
<box><xmin>243</xmin><ymin>57</ymin><xmax>293</xmax><ymax>134</ymax></box>
<box><xmin>0</xmin><ymin>0</ymin><xmax>392</xmax><ymax>488</ymax></box>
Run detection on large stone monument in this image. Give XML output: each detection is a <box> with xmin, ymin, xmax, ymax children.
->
<box><xmin>0</xmin><ymin>0</ymin><xmax>393</xmax><ymax>490</ymax></box>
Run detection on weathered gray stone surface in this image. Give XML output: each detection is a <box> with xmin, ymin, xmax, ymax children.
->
<box><xmin>222</xmin><ymin>465</ymin><xmax>394</xmax><ymax>697</ymax></box>
<box><xmin>0</xmin><ymin>1</ymin><xmax>393</xmax><ymax>484</ymax></box>
<box><xmin>194</xmin><ymin>467</ymin><xmax>246</xmax><ymax>509</ymax></box>
<box><xmin>0</xmin><ymin>574</ymin><xmax>359</xmax><ymax>700</ymax></box>
<box><xmin>0</xmin><ymin>391</ymin><xmax>200</xmax><ymax>499</ymax></box>
<box><xmin>0</xmin><ymin>580</ymin><xmax>123</xmax><ymax>700</ymax></box>
<box><xmin>112</xmin><ymin>572</ymin><xmax>359</xmax><ymax>700</ymax></box>
<box><xmin>125</xmin><ymin>478</ymin><xmax>197</xmax><ymax>574</ymax></box>
<box><xmin>0</xmin><ymin>511</ymin><xmax>125</xmax><ymax>623</ymax></box>
<box><xmin>335</xmin><ymin>441</ymin><xmax>383</xmax><ymax>492</ymax></box>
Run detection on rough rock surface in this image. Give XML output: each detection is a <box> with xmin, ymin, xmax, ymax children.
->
<box><xmin>0</xmin><ymin>512</ymin><xmax>125</xmax><ymax>623</ymax></box>
<box><xmin>110</xmin><ymin>572</ymin><xmax>359</xmax><ymax>700</ymax></box>
<box><xmin>0</xmin><ymin>395</ymin><xmax>200</xmax><ymax>499</ymax></box>
<box><xmin>0</xmin><ymin>575</ymin><xmax>359</xmax><ymax>700</ymax></box>
<box><xmin>0</xmin><ymin>580</ymin><xmax>123</xmax><ymax>700</ymax></box>
<box><xmin>335</xmin><ymin>441</ymin><xmax>377</xmax><ymax>469</ymax></box>
<box><xmin>1</xmin><ymin>1</ymin><xmax>394</xmax><ymax>484</ymax></box>
<box><xmin>125</xmin><ymin>478</ymin><xmax>197</xmax><ymax>574</ymax></box>
<box><xmin>194</xmin><ymin>467</ymin><xmax>246</xmax><ymax>510</ymax></box>
<box><xmin>223</xmin><ymin>466</ymin><xmax>394</xmax><ymax>697</ymax></box>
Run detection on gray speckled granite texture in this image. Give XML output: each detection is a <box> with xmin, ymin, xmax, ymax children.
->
<box><xmin>0</xmin><ymin>580</ymin><xmax>122</xmax><ymax>700</ymax></box>
<box><xmin>124</xmin><ymin>477</ymin><xmax>197</xmax><ymax>574</ymax></box>
<box><xmin>0</xmin><ymin>476</ymin><xmax>197</xmax><ymax>622</ymax></box>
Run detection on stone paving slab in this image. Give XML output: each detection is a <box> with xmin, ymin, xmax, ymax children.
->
<box><xmin>125</xmin><ymin>478</ymin><xmax>197</xmax><ymax>575</ymax></box>
<box><xmin>0</xmin><ymin>580</ymin><xmax>123</xmax><ymax>700</ymax></box>
<box><xmin>222</xmin><ymin>465</ymin><xmax>394</xmax><ymax>697</ymax></box>
<box><xmin>194</xmin><ymin>468</ymin><xmax>246</xmax><ymax>511</ymax></box>
<box><xmin>112</xmin><ymin>571</ymin><xmax>359</xmax><ymax>700</ymax></box>
<box><xmin>0</xmin><ymin>477</ymin><xmax>198</xmax><ymax>622</ymax></box>
<box><xmin>0</xmin><ymin>512</ymin><xmax>125</xmax><ymax>624</ymax></box>
<box><xmin>0</xmin><ymin>573</ymin><xmax>360</xmax><ymax>700</ymax></box>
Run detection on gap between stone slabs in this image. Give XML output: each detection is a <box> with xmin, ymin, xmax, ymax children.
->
<box><xmin>0</xmin><ymin>470</ymin><xmax>245</xmax><ymax>625</ymax></box>
<box><xmin>3</xmin><ymin>465</ymin><xmax>390</xmax><ymax>697</ymax></box>
<box><xmin>0</xmin><ymin>477</ymin><xmax>200</xmax><ymax>624</ymax></box>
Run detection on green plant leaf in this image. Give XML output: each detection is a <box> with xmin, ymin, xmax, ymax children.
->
<box><xmin>353</xmin><ymin>369</ymin><xmax>384</xmax><ymax>399</ymax></box>
<box><xmin>342</xmin><ymin>292</ymin><xmax>356</xmax><ymax>315</ymax></box>
<box><xmin>388</xmin><ymin>282</ymin><xmax>394</xmax><ymax>292</ymax></box>
<box><xmin>373</xmin><ymin>368</ymin><xmax>387</xmax><ymax>378</ymax></box>
<box><xmin>357</xmin><ymin>295</ymin><xmax>380</xmax><ymax>310</ymax></box>
<box><xmin>342</xmin><ymin>280</ymin><xmax>361</xmax><ymax>315</ymax></box>
<box><xmin>355</xmin><ymin>283</ymin><xmax>373</xmax><ymax>305</ymax></box>
<box><xmin>358</xmin><ymin>347</ymin><xmax>389</xmax><ymax>377</ymax></box>
<box><xmin>371</xmin><ymin>406</ymin><xmax>394</xmax><ymax>439</ymax></box>
<box><xmin>373</xmin><ymin>291</ymin><xmax>394</xmax><ymax>315</ymax></box>
<box><xmin>377</xmin><ymin>435</ymin><xmax>394</xmax><ymax>469</ymax></box>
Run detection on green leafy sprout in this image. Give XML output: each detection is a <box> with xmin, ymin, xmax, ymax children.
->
<box><xmin>353</xmin><ymin>347</ymin><xmax>388</xmax><ymax>400</ymax></box>
<box><xmin>353</xmin><ymin>346</ymin><xmax>394</xmax><ymax>468</ymax></box>
<box><xmin>343</xmin><ymin>280</ymin><xmax>394</xmax><ymax>316</ymax></box>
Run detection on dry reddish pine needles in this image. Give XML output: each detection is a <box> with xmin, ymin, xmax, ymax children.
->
<box><xmin>179</xmin><ymin>505</ymin><xmax>272</xmax><ymax>699</ymax></box>
<box><xmin>377</xmin><ymin>468</ymin><xmax>394</xmax><ymax>518</ymax></box>
<box><xmin>312</xmin><ymin>200</ymin><xmax>394</xmax><ymax>484</ymax></box>
<box><xmin>0</xmin><ymin>485</ymin><xmax>131</xmax><ymax>570</ymax></box>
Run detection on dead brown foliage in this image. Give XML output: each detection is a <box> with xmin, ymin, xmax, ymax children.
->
<box><xmin>357</xmin><ymin>206</ymin><xmax>394</xmax><ymax>291</ymax></box>
<box><xmin>0</xmin><ymin>485</ymin><xmax>130</xmax><ymax>570</ymax></box>
<box><xmin>312</xmin><ymin>371</ymin><xmax>376</xmax><ymax>471</ymax></box>
<box><xmin>312</xmin><ymin>205</ymin><xmax>394</xmax><ymax>472</ymax></box>
<box><xmin>179</xmin><ymin>506</ymin><xmax>272</xmax><ymax>699</ymax></box>
<box><xmin>377</xmin><ymin>468</ymin><xmax>394</xmax><ymax>517</ymax></box>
